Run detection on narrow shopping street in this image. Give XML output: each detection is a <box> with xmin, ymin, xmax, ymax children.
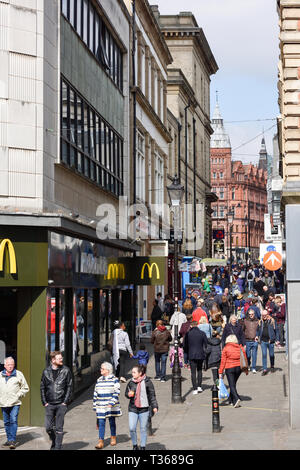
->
<box><xmin>2</xmin><ymin>342</ymin><xmax>299</xmax><ymax>451</ymax></box>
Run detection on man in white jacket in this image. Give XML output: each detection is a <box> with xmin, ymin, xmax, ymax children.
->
<box><xmin>0</xmin><ymin>357</ymin><xmax>29</xmax><ymax>449</ymax></box>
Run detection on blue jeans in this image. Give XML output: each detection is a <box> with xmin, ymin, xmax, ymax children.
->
<box><xmin>261</xmin><ymin>341</ymin><xmax>275</xmax><ymax>371</ymax></box>
<box><xmin>154</xmin><ymin>352</ymin><xmax>168</xmax><ymax>379</ymax></box>
<box><xmin>98</xmin><ymin>417</ymin><xmax>116</xmax><ymax>439</ymax></box>
<box><xmin>1</xmin><ymin>405</ymin><xmax>20</xmax><ymax>442</ymax></box>
<box><xmin>245</xmin><ymin>341</ymin><xmax>258</xmax><ymax>370</ymax></box>
<box><xmin>129</xmin><ymin>411</ymin><xmax>149</xmax><ymax>447</ymax></box>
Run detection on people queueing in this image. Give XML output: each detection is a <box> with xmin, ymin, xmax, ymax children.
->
<box><xmin>0</xmin><ymin>357</ymin><xmax>29</xmax><ymax>449</ymax></box>
<box><xmin>93</xmin><ymin>362</ymin><xmax>122</xmax><ymax>449</ymax></box>
<box><xmin>40</xmin><ymin>351</ymin><xmax>73</xmax><ymax>450</ymax></box>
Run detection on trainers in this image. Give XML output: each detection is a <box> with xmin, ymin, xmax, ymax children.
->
<box><xmin>233</xmin><ymin>399</ymin><xmax>241</xmax><ymax>408</ymax></box>
<box><xmin>9</xmin><ymin>441</ymin><xmax>16</xmax><ymax>449</ymax></box>
<box><xmin>252</xmin><ymin>369</ymin><xmax>257</xmax><ymax>374</ymax></box>
<box><xmin>160</xmin><ymin>378</ymin><xmax>166</xmax><ymax>383</ymax></box>
<box><xmin>192</xmin><ymin>390</ymin><xmax>198</xmax><ymax>395</ymax></box>
<box><xmin>197</xmin><ymin>387</ymin><xmax>203</xmax><ymax>393</ymax></box>
<box><xmin>154</xmin><ymin>377</ymin><xmax>161</xmax><ymax>381</ymax></box>
<box><xmin>261</xmin><ymin>370</ymin><xmax>268</xmax><ymax>376</ymax></box>
<box><xmin>133</xmin><ymin>445</ymin><xmax>139</xmax><ymax>450</ymax></box>
<box><xmin>2</xmin><ymin>441</ymin><xmax>11</xmax><ymax>447</ymax></box>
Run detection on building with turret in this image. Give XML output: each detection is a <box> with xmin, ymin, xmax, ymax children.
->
<box><xmin>211</xmin><ymin>101</ymin><xmax>267</xmax><ymax>262</ymax></box>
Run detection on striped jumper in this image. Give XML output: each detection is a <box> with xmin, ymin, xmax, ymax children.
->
<box><xmin>93</xmin><ymin>374</ymin><xmax>122</xmax><ymax>419</ymax></box>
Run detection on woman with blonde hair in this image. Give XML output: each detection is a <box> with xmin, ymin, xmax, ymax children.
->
<box><xmin>93</xmin><ymin>362</ymin><xmax>122</xmax><ymax>449</ymax></box>
<box><xmin>210</xmin><ymin>304</ymin><xmax>225</xmax><ymax>335</ymax></box>
<box><xmin>219</xmin><ymin>335</ymin><xmax>247</xmax><ymax>408</ymax></box>
<box><xmin>198</xmin><ymin>316</ymin><xmax>212</xmax><ymax>339</ymax></box>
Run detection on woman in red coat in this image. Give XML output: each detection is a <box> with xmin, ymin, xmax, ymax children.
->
<box><xmin>219</xmin><ymin>334</ymin><xmax>247</xmax><ymax>408</ymax></box>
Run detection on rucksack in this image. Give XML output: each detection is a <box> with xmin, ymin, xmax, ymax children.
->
<box><xmin>248</xmin><ymin>272</ymin><xmax>253</xmax><ymax>280</ymax></box>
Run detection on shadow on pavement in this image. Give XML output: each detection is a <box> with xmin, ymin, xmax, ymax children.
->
<box><xmin>146</xmin><ymin>442</ymin><xmax>167</xmax><ymax>450</ymax></box>
<box><xmin>62</xmin><ymin>441</ymin><xmax>90</xmax><ymax>450</ymax></box>
<box><xmin>17</xmin><ymin>432</ymin><xmax>45</xmax><ymax>447</ymax></box>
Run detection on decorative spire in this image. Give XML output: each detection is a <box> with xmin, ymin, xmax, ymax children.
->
<box><xmin>211</xmin><ymin>97</ymin><xmax>231</xmax><ymax>149</ymax></box>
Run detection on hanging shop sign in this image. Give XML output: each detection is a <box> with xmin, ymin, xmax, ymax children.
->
<box><xmin>0</xmin><ymin>239</ymin><xmax>17</xmax><ymax>274</ymax></box>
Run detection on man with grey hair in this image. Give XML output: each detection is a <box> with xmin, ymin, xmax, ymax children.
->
<box><xmin>0</xmin><ymin>357</ymin><xmax>29</xmax><ymax>449</ymax></box>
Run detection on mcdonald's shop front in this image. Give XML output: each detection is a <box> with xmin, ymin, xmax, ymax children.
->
<box><xmin>0</xmin><ymin>226</ymin><xmax>166</xmax><ymax>426</ymax></box>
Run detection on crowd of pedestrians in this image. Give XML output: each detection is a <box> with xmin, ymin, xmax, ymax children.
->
<box><xmin>150</xmin><ymin>263</ymin><xmax>286</xmax><ymax>407</ymax></box>
<box><xmin>0</xmin><ymin>264</ymin><xmax>286</xmax><ymax>450</ymax></box>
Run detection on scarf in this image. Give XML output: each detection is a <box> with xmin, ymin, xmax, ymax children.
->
<box><xmin>157</xmin><ymin>325</ymin><xmax>166</xmax><ymax>332</ymax></box>
<box><xmin>112</xmin><ymin>329</ymin><xmax>121</xmax><ymax>370</ymax></box>
<box><xmin>133</xmin><ymin>375</ymin><xmax>149</xmax><ymax>408</ymax></box>
<box><xmin>2</xmin><ymin>369</ymin><xmax>16</xmax><ymax>383</ymax></box>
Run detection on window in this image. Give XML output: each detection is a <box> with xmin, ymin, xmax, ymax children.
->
<box><xmin>232</xmin><ymin>187</ymin><xmax>235</xmax><ymax>200</ymax></box>
<box><xmin>137</xmin><ymin>130</ymin><xmax>145</xmax><ymax>201</ymax></box>
<box><xmin>220</xmin><ymin>172</ymin><xmax>223</xmax><ymax>179</ymax></box>
<box><xmin>219</xmin><ymin>187</ymin><xmax>224</xmax><ymax>199</ymax></box>
<box><xmin>213</xmin><ymin>172</ymin><xmax>216</xmax><ymax>179</ymax></box>
<box><xmin>219</xmin><ymin>206</ymin><xmax>224</xmax><ymax>217</ymax></box>
<box><xmin>154</xmin><ymin>151</ymin><xmax>164</xmax><ymax>205</ymax></box>
<box><xmin>213</xmin><ymin>206</ymin><xmax>218</xmax><ymax>218</ymax></box>
<box><xmin>61</xmin><ymin>78</ymin><xmax>123</xmax><ymax>197</ymax></box>
<box><xmin>61</xmin><ymin>0</ymin><xmax>123</xmax><ymax>91</ymax></box>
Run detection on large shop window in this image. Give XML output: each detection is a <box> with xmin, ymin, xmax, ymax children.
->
<box><xmin>61</xmin><ymin>78</ymin><xmax>124</xmax><ymax>197</ymax></box>
<box><xmin>47</xmin><ymin>288</ymin><xmax>111</xmax><ymax>370</ymax></box>
<box><xmin>61</xmin><ymin>0</ymin><xmax>123</xmax><ymax>91</ymax></box>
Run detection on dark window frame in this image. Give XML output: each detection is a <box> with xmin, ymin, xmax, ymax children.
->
<box><xmin>61</xmin><ymin>0</ymin><xmax>123</xmax><ymax>92</ymax></box>
<box><xmin>61</xmin><ymin>77</ymin><xmax>124</xmax><ymax>197</ymax></box>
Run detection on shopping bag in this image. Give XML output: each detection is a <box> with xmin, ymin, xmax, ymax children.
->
<box><xmin>218</xmin><ymin>377</ymin><xmax>229</xmax><ymax>401</ymax></box>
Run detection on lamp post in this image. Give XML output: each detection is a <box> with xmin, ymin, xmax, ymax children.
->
<box><xmin>167</xmin><ymin>174</ymin><xmax>184</xmax><ymax>404</ymax></box>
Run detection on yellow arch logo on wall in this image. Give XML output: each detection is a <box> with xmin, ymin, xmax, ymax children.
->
<box><xmin>105</xmin><ymin>263</ymin><xmax>125</xmax><ymax>280</ymax></box>
<box><xmin>0</xmin><ymin>239</ymin><xmax>17</xmax><ymax>274</ymax></box>
<box><xmin>141</xmin><ymin>263</ymin><xmax>160</xmax><ymax>280</ymax></box>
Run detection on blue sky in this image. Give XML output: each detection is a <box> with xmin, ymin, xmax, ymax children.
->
<box><xmin>154</xmin><ymin>0</ymin><xmax>279</xmax><ymax>164</ymax></box>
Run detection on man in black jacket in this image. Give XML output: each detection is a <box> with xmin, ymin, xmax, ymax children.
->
<box><xmin>40</xmin><ymin>351</ymin><xmax>73</xmax><ymax>450</ymax></box>
<box><xmin>183</xmin><ymin>322</ymin><xmax>208</xmax><ymax>395</ymax></box>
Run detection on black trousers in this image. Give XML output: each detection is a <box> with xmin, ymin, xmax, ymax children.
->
<box><xmin>45</xmin><ymin>403</ymin><xmax>67</xmax><ymax>434</ymax></box>
<box><xmin>116</xmin><ymin>350</ymin><xmax>128</xmax><ymax>378</ymax></box>
<box><xmin>190</xmin><ymin>359</ymin><xmax>203</xmax><ymax>390</ymax></box>
<box><xmin>225</xmin><ymin>366</ymin><xmax>242</xmax><ymax>404</ymax></box>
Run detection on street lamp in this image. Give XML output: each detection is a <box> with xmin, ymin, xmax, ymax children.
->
<box><xmin>167</xmin><ymin>174</ymin><xmax>184</xmax><ymax>404</ymax></box>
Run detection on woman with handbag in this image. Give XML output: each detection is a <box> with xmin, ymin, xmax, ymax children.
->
<box><xmin>219</xmin><ymin>334</ymin><xmax>248</xmax><ymax>408</ymax></box>
<box><xmin>125</xmin><ymin>365</ymin><xmax>158</xmax><ymax>450</ymax></box>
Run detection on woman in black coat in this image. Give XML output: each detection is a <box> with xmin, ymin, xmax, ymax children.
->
<box><xmin>125</xmin><ymin>365</ymin><xmax>158</xmax><ymax>451</ymax></box>
<box><xmin>183</xmin><ymin>322</ymin><xmax>208</xmax><ymax>394</ymax></box>
<box><xmin>221</xmin><ymin>315</ymin><xmax>246</xmax><ymax>348</ymax></box>
<box><xmin>205</xmin><ymin>331</ymin><xmax>222</xmax><ymax>384</ymax></box>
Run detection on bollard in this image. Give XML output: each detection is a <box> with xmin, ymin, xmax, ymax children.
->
<box><xmin>212</xmin><ymin>383</ymin><xmax>221</xmax><ymax>433</ymax></box>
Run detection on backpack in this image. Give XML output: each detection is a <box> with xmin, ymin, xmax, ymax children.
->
<box><xmin>248</xmin><ymin>272</ymin><xmax>253</xmax><ymax>280</ymax></box>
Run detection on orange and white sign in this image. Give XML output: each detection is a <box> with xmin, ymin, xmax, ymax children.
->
<box><xmin>263</xmin><ymin>251</ymin><xmax>282</xmax><ymax>271</ymax></box>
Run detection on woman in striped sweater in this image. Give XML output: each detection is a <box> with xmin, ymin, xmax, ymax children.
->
<box><xmin>93</xmin><ymin>362</ymin><xmax>122</xmax><ymax>449</ymax></box>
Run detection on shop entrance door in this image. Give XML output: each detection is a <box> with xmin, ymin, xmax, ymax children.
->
<box><xmin>0</xmin><ymin>288</ymin><xmax>18</xmax><ymax>370</ymax></box>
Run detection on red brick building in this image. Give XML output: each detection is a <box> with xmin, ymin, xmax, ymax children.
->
<box><xmin>210</xmin><ymin>102</ymin><xmax>267</xmax><ymax>262</ymax></box>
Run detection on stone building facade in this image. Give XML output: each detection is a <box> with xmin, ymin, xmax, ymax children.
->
<box><xmin>277</xmin><ymin>0</ymin><xmax>300</xmax><ymax>429</ymax></box>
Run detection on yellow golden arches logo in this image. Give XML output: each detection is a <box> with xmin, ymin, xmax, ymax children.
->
<box><xmin>141</xmin><ymin>263</ymin><xmax>160</xmax><ymax>280</ymax></box>
<box><xmin>105</xmin><ymin>263</ymin><xmax>125</xmax><ymax>280</ymax></box>
<box><xmin>0</xmin><ymin>239</ymin><xmax>17</xmax><ymax>274</ymax></box>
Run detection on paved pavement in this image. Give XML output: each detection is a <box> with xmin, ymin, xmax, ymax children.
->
<box><xmin>1</xmin><ymin>342</ymin><xmax>300</xmax><ymax>450</ymax></box>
